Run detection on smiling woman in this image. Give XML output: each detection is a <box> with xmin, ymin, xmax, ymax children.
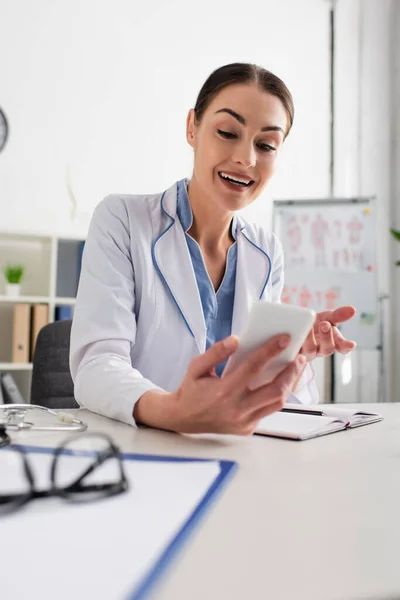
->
<box><xmin>70</xmin><ymin>62</ymin><xmax>356</xmax><ymax>435</ymax></box>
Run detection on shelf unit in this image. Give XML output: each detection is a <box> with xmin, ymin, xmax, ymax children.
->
<box><xmin>0</xmin><ymin>363</ymin><xmax>33</xmax><ymax>371</ymax></box>
<box><xmin>0</xmin><ymin>231</ymin><xmax>84</xmax><ymax>401</ymax></box>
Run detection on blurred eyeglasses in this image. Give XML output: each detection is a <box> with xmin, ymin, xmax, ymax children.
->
<box><xmin>0</xmin><ymin>423</ymin><xmax>11</xmax><ymax>448</ymax></box>
<box><xmin>0</xmin><ymin>433</ymin><xmax>129</xmax><ymax>514</ymax></box>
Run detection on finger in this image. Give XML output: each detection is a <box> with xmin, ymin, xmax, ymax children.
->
<box><xmin>317</xmin><ymin>321</ymin><xmax>335</xmax><ymax>356</ymax></box>
<box><xmin>246</xmin><ymin>355</ymin><xmax>306</xmax><ymax>414</ymax></box>
<box><xmin>219</xmin><ymin>334</ymin><xmax>291</xmax><ymax>397</ymax></box>
<box><xmin>290</xmin><ymin>359</ymin><xmax>308</xmax><ymax>393</ymax></box>
<box><xmin>189</xmin><ymin>335</ymin><xmax>238</xmax><ymax>379</ymax></box>
<box><xmin>248</xmin><ymin>398</ymin><xmax>288</xmax><ymax>431</ymax></box>
<box><xmin>316</xmin><ymin>306</ymin><xmax>356</xmax><ymax>327</ymax></box>
<box><xmin>300</xmin><ymin>326</ymin><xmax>318</xmax><ymax>359</ymax></box>
<box><xmin>332</xmin><ymin>327</ymin><xmax>357</xmax><ymax>353</ymax></box>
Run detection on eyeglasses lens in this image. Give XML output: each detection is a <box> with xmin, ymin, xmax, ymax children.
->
<box><xmin>52</xmin><ymin>435</ymin><xmax>125</xmax><ymax>502</ymax></box>
<box><xmin>0</xmin><ymin>448</ymin><xmax>32</xmax><ymax>513</ymax></box>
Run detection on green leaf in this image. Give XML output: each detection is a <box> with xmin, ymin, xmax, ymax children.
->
<box><xmin>3</xmin><ymin>264</ymin><xmax>24</xmax><ymax>284</ymax></box>
<box><xmin>390</xmin><ymin>228</ymin><xmax>400</xmax><ymax>242</ymax></box>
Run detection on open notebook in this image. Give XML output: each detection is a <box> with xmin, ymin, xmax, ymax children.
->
<box><xmin>255</xmin><ymin>405</ymin><xmax>383</xmax><ymax>441</ymax></box>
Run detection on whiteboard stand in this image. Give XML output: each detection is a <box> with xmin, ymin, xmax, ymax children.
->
<box><xmin>324</xmin><ymin>356</ymin><xmax>333</xmax><ymax>404</ymax></box>
<box><xmin>377</xmin><ymin>292</ymin><xmax>390</xmax><ymax>402</ymax></box>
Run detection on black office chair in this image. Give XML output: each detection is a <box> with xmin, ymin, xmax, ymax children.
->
<box><xmin>30</xmin><ymin>320</ymin><xmax>78</xmax><ymax>409</ymax></box>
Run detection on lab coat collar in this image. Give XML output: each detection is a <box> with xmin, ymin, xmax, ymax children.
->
<box><xmin>152</xmin><ymin>183</ymin><xmax>206</xmax><ymax>352</ymax></box>
<box><xmin>152</xmin><ymin>181</ymin><xmax>272</xmax><ymax>351</ymax></box>
<box><xmin>231</xmin><ymin>227</ymin><xmax>272</xmax><ymax>337</ymax></box>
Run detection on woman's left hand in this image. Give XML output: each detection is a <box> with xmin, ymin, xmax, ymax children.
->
<box><xmin>301</xmin><ymin>305</ymin><xmax>357</xmax><ymax>362</ymax></box>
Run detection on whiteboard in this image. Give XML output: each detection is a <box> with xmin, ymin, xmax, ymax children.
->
<box><xmin>273</xmin><ymin>198</ymin><xmax>380</xmax><ymax>350</ymax></box>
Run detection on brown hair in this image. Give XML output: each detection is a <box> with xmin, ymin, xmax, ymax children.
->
<box><xmin>194</xmin><ymin>63</ymin><xmax>294</xmax><ymax>137</ymax></box>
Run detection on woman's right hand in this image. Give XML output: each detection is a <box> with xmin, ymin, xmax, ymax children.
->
<box><xmin>134</xmin><ymin>334</ymin><xmax>306</xmax><ymax>435</ymax></box>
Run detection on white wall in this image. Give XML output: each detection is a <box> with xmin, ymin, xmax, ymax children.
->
<box><xmin>334</xmin><ymin>0</ymin><xmax>398</xmax><ymax>403</ymax></box>
<box><xmin>391</xmin><ymin>1</ymin><xmax>400</xmax><ymax>402</ymax></box>
<box><xmin>0</xmin><ymin>0</ymin><xmax>331</xmax><ymax>238</ymax></box>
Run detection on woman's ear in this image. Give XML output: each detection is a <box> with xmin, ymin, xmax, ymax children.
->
<box><xmin>186</xmin><ymin>109</ymin><xmax>197</xmax><ymax>149</ymax></box>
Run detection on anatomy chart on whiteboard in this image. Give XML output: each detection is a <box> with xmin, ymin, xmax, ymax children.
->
<box><xmin>273</xmin><ymin>199</ymin><xmax>379</xmax><ymax>349</ymax></box>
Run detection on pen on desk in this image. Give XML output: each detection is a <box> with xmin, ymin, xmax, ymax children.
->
<box><xmin>281</xmin><ymin>408</ymin><xmax>325</xmax><ymax>416</ymax></box>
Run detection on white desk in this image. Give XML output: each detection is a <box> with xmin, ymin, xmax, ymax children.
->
<box><xmin>11</xmin><ymin>404</ymin><xmax>400</xmax><ymax>600</ymax></box>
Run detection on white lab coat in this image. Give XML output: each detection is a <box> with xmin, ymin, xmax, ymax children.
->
<box><xmin>70</xmin><ymin>181</ymin><xmax>318</xmax><ymax>426</ymax></box>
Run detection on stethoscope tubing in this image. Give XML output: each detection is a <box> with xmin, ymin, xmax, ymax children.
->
<box><xmin>0</xmin><ymin>404</ymin><xmax>88</xmax><ymax>432</ymax></box>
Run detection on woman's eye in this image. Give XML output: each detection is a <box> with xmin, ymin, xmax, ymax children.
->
<box><xmin>217</xmin><ymin>129</ymin><xmax>237</xmax><ymax>139</ymax></box>
<box><xmin>258</xmin><ymin>143</ymin><xmax>276</xmax><ymax>153</ymax></box>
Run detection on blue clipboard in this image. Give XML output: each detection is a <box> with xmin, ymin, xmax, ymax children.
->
<box><xmin>18</xmin><ymin>445</ymin><xmax>238</xmax><ymax>600</ymax></box>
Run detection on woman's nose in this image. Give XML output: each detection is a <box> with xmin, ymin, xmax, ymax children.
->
<box><xmin>231</xmin><ymin>142</ymin><xmax>256</xmax><ymax>169</ymax></box>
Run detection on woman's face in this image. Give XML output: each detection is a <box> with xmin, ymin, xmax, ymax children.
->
<box><xmin>186</xmin><ymin>83</ymin><xmax>288</xmax><ymax>212</ymax></box>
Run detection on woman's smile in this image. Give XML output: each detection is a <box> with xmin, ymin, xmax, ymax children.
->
<box><xmin>217</xmin><ymin>170</ymin><xmax>255</xmax><ymax>192</ymax></box>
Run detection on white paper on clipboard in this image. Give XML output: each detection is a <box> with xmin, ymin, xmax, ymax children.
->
<box><xmin>0</xmin><ymin>449</ymin><xmax>230</xmax><ymax>600</ymax></box>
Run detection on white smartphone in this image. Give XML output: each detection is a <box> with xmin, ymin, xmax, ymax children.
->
<box><xmin>223</xmin><ymin>301</ymin><xmax>316</xmax><ymax>389</ymax></box>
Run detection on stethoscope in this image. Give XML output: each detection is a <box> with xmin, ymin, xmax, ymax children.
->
<box><xmin>0</xmin><ymin>404</ymin><xmax>88</xmax><ymax>432</ymax></box>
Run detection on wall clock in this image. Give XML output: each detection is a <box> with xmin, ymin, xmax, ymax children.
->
<box><xmin>0</xmin><ymin>107</ymin><xmax>9</xmax><ymax>152</ymax></box>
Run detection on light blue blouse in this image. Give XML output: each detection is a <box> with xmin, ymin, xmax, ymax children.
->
<box><xmin>176</xmin><ymin>179</ymin><xmax>238</xmax><ymax>376</ymax></box>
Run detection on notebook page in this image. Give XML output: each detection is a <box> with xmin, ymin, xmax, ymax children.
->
<box><xmin>256</xmin><ymin>411</ymin><xmax>343</xmax><ymax>439</ymax></box>
<box><xmin>282</xmin><ymin>404</ymin><xmax>382</xmax><ymax>426</ymax></box>
<box><xmin>346</xmin><ymin>413</ymin><xmax>383</xmax><ymax>427</ymax></box>
<box><xmin>321</xmin><ymin>406</ymin><xmax>382</xmax><ymax>424</ymax></box>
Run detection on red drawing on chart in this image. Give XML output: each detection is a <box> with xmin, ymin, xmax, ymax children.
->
<box><xmin>299</xmin><ymin>285</ymin><xmax>312</xmax><ymax>308</ymax></box>
<box><xmin>331</xmin><ymin>220</ymin><xmax>343</xmax><ymax>268</ymax></box>
<box><xmin>315</xmin><ymin>291</ymin><xmax>323</xmax><ymax>305</ymax></box>
<box><xmin>352</xmin><ymin>249</ymin><xmax>363</xmax><ymax>268</ymax></box>
<box><xmin>333</xmin><ymin>250</ymin><xmax>340</xmax><ymax>268</ymax></box>
<box><xmin>346</xmin><ymin>216</ymin><xmax>363</xmax><ymax>244</ymax></box>
<box><xmin>287</xmin><ymin>216</ymin><xmax>302</xmax><ymax>254</ymax></box>
<box><xmin>333</xmin><ymin>220</ymin><xmax>342</xmax><ymax>239</ymax></box>
<box><xmin>325</xmin><ymin>288</ymin><xmax>339</xmax><ymax>310</ymax></box>
<box><xmin>301</xmin><ymin>215</ymin><xmax>309</xmax><ymax>224</ymax></box>
<box><xmin>343</xmin><ymin>248</ymin><xmax>350</xmax><ymax>266</ymax></box>
<box><xmin>311</xmin><ymin>213</ymin><xmax>329</xmax><ymax>266</ymax></box>
<box><xmin>281</xmin><ymin>286</ymin><xmax>291</xmax><ymax>304</ymax></box>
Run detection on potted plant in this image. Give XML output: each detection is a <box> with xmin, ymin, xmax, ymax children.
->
<box><xmin>390</xmin><ymin>229</ymin><xmax>400</xmax><ymax>266</ymax></box>
<box><xmin>4</xmin><ymin>264</ymin><xmax>24</xmax><ymax>296</ymax></box>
